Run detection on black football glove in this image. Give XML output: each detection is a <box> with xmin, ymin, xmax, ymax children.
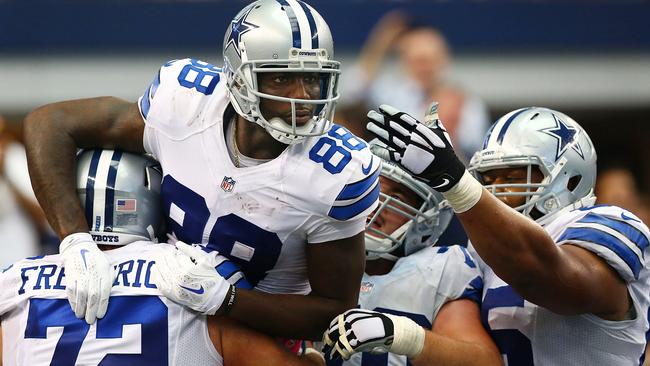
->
<box><xmin>366</xmin><ymin>103</ymin><xmax>465</xmax><ymax>192</ymax></box>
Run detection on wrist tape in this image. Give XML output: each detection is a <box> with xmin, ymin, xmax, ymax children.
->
<box><xmin>442</xmin><ymin>170</ymin><xmax>483</xmax><ymax>213</ymax></box>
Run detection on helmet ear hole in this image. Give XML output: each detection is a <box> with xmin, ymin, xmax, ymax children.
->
<box><xmin>568</xmin><ymin>175</ymin><xmax>582</xmax><ymax>192</ymax></box>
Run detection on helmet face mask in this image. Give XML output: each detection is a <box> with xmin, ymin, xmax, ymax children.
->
<box><xmin>223</xmin><ymin>0</ymin><xmax>341</xmax><ymax>145</ymax></box>
<box><xmin>76</xmin><ymin>150</ymin><xmax>164</xmax><ymax>246</ymax></box>
<box><xmin>469</xmin><ymin>107</ymin><xmax>597</xmax><ymax>224</ymax></box>
<box><xmin>365</xmin><ymin>163</ymin><xmax>453</xmax><ymax>260</ymax></box>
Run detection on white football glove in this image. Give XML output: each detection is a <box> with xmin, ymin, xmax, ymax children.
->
<box><xmin>151</xmin><ymin>241</ymin><xmax>234</xmax><ymax>315</ymax></box>
<box><xmin>59</xmin><ymin>232</ymin><xmax>115</xmax><ymax>324</ymax></box>
<box><xmin>367</xmin><ymin>103</ymin><xmax>466</xmax><ymax>192</ymax></box>
<box><xmin>322</xmin><ymin>309</ymin><xmax>425</xmax><ymax>361</ymax></box>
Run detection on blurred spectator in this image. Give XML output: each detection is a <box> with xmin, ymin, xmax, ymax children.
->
<box><xmin>0</xmin><ymin>116</ymin><xmax>46</xmax><ymax>267</ymax></box>
<box><xmin>340</xmin><ymin>11</ymin><xmax>490</xmax><ymax>162</ymax></box>
<box><xmin>595</xmin><ymin>165</ymin><xmax>650</xmax><ymax>224</ymax></box>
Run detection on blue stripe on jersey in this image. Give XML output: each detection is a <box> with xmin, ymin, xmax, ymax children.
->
<box><xmin>459</xmin><ymin>246</ymin><xmax>477</xmax><ymax>268</ymax></box>
<box><xmin>335</xmin><ymin>166</ymin><xmax>380</xmax><ymax>201</ymax></box>
<box><xmin>103</xmin><ymin>150</ymin><xmax>123</xmax><ymax>232</ymax></box>
<box><xmin>215</xmin><ymin>260</ymin><xmax>241</xmax><ymax>280</ymax></box>
<box><xmin>151</xmin><ymin>71</ymin><xmax>161</xmax><ymax>97</ymax></box>
<box><xmin>496</xmin><ymin>107</ymin><xmax>530</xmax><ymax>145</ymax></box>
<box><xmin>139</xmin><ymin>84</ymin><xmax>152</xmax><ymax>119</ymax></box>
<box><xmin>276</xmin><ymin>0</ymin><xmax>301</xmax><ymax>48</ymax></box>
<box><xmin>297</xmin><ymin>0</ymin><xmax>318</xmax><ymax>49</ymax></box>
<box><xmin>578</xmin><ymin>212</ymin><xmax>650</xmax><ymax>252</ymax></box>
<box><xmin>328</xmin><ymin>183</ymin><xmax>380</xmax><ymax>220</ymax></box>
<box><xmin>85</xmin><ymin>150</ymin><xmax>102</xmax><ymax>230</ymax></box>
<box><xmin>139</xmin><ymin>71</ymin><xmax>160</xmax><ymax>119</ymax></box>
<box><xmin>460</xmin><ymin>276</ymin><xmax>484</xmax><ymax>304</ymax></box>
<box><xmin>558</xmin><ymin>227</ymin><xmax>642</xmax><ymax>279</ymax></box>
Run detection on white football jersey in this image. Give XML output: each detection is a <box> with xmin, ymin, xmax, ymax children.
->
<box><xmin>137</xmin><ymin>59</ymin><xmax>379</xmax><ymax>294</ymax></box>
<box><xmin>330</xmin><ymin>245</ymin><xmax>483</xmax><ymax>366</ymax></box>
<box><xmin>0</xmin><ymin>242</ymin><xmax>222</xmax><ymax>366</ymax></box>
<box><xmin>473</xmin><ymin>205</ymin><xmax>650</xmax><ymax>365</ymax></box>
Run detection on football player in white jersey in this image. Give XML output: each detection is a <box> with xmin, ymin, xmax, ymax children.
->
<box><xmin>23</xmin><ymin>0</ymin><xmax>378</xmax><ymax>341</ymax></box>
<box><xmin>0</xmin><ymin>150</ymin><xmax>324</xmax><ymax>366</ymax></box>
<box><xmin>366</xmin><ymin>103</ymin><xmax>650</xmax><ymax>365</ymax></box>
<box><xmin>321</xmin><ymin>157</ymin><xmax>502</xmax><ymax>366</ymax></box>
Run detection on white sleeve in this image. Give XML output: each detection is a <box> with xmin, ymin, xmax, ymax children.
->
<box><xmin>3</xmin><ymin>143</ymin><xmax>37</xmax><ymax>203</ymax></box>
<box><xmin>556</xmin><ymin>207</ymin><xmax>650</xmax><ymax>282</ymax></box>
<box><xmin>436</xmin><ymin>246</ymin><xmax>484</xmax><ymax>304</ymax></box>
<box><xmin>306</xmin><ymin>216</ymin><xmax>366</xmax><ymax>244</ymax></box>
<box><xmin>0</xmin><ymin>263</ymin><xmax>24</xmax><ymax>316</ymax></box>
<box><xmin>138</xmin><ymin>58</ymin><xmax>224</xmax><ymax>159</ymax></box>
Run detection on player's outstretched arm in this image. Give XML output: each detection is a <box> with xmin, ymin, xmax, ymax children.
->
<box><xmin>323</xmin><ymin>300</ymin><xmax>502</xmax><ymax>365</ymax></box>
<box><xmin>24</xmin><ymin>97</ymin><xmax>145</xmax><ymax>238</ymax></box>
<box><xmin>209</xmin><ymin>317</ymin><xmax>324</xmax><ymax>366</ymax></box>
<box><xmin>23</xmin><ymin>97</ymin><xmax>145</xmax><ymax>324</ymax></box>
<box><xmin>367</xmin><ymin>103</ymin><xmax>629</xmax><ymax>319</ymax></box>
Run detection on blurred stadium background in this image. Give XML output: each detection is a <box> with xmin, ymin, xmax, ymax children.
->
<box><xmin>0</xmin><ymin>0</ymin><xmax>649</xmax><ymax>261</ymax></box>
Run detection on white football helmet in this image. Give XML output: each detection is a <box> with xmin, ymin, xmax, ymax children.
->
<box><xmin>365</xmin><ymin>161</ymin><xmax>453</xmax><ymax>260</ymax></box>
<box><xmin>223</xmin><ymin>0</ymin><xmax>340</xmax><ymax>145</ymax></box>
<box><xmin>469</xmin><ymin>107</ymin><xmax>597</xmax><ymax>224</ymax></box>
<box><xmin>76</xmin><ymin>149</ymin><xmax>164</xmax><ymax>246</ymax></box>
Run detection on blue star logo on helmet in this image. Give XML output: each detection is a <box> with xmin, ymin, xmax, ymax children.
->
<box><xmin>540</xmin><ymin>114</ymin><xmax>584</xmax><ymax>161</ymax></box>
<box><xmin>225</xmin><ymin>5</ymin><xmax>259</xmax><ymax>57</ymax></box>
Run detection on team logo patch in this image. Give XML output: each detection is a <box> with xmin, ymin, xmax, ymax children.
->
<box><xmin>221</xmin><ymin>176</ymin><xmax>237</xmax><ymax>192</ymax></box>
<box><xmin>360</xmin><ymin>281</ymin><xmax>374</xmax><ymax>294</ymax></box>
<box><xmin>116</xmin><ymin>199</ymin><xmax>137</xmax><ymax>212</ymax></box>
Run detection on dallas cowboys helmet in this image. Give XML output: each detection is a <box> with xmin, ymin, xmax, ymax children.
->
<box><xmin>365</xmin><ymin>160</ymin><xmax>453</xmax><ymax>260</ymax></box>
<box><xmin>76</xmin><ymin>149</ymin><xmax>164</xmax><ymax>246</ymax></box>
<box><xmin>468</xmin><ymin>107</ymin><xmax>597</xmax><ymax>224</ymax></box>
<box><xmin>223</xmin><ymin>0</ymin><xmax>340</xmax><ymax>145</ymax></box>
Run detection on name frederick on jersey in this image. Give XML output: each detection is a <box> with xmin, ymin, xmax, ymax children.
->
<box><xmin>16</xmin><ymin>259</ymin><xmax>158</xmax><ymax>295</ymax></box>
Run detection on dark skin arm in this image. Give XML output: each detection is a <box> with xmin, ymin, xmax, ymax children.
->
<box><xmin>459</xmin><ymin>189</ymin><xmax>630</xmax><ymax>319</ymax></box>
<box><xmin>209</xmin><ymin>317</ymin><xmax>324</xmax><ymax>366</ymax></box>
<box><xmin>23</xmin><ymin>97</ymin><xmax>145</xmax><ymax>239</ymax></box>
<box><xmin>227</xmin><ymin>232</ymin><xmax>365</xmax><ymax>340</ymax></box>
<box><xmin>410</xmin><ymin>299</ymin><xmax>502</xmax><ymax>366</ymax></box>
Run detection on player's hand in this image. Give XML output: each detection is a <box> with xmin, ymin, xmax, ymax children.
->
<box><xmin>59</xmin><ymin>232</ymin><xmax>115</xmax><ymax>324</ymax></box>
<box><xmin>322</xmin><ymin>309</ymin><xmax>425</xmax><ymax>360</ymax></box>
<box><xmin>151</xmin><ymin>241</ymin><xmax>235</xmax><ymax>315</ymax></box>
<box><xmin>367</xmin><ymin>103</ymin><xmax>466</xmax><ymax>192</ymax></box>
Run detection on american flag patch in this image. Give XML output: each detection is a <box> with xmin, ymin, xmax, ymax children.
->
<box><xmin>360</xmin><ymin>281</ymin><xmax>374</xmax><ymax>294</ymax></box>
<box><xmin>116</xmin><ymin>199</ymin><xmax>137</xmax><ymax>212</ymax></box>
<box><xmin>221</xmin><ymin>176</ymin><xmax>236</xmax><ymax>192</ymax></box>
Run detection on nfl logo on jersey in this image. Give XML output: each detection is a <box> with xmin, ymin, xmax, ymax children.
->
<box><xmin>221</xmin><ymin>176</ymin><xmax>236</xmax><ymax>192</ymax></box>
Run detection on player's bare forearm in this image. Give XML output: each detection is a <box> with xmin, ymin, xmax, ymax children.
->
<box><xmin>411</xmin><ymin>331</ymin><xmax>502</xmax><ymax>366</ymax></box>
<box><xmin>416</xmin><ymin>299</ymin><xmax>503</xmax><ymax>366</ymax></box>
<box><xmin>23</xmin><ymin>97</ymin><xmax>145</xmax><ymax>238</ymax></box>
<box><xmin>211</xmin><ymin>317</ymin><xmax>324</xmax><ymax>366</ymax></box>
<box><xmin>458</xmin><ymin>189</ymin><xmax>559</xmax><ymax>286</ymax></box>
<box><xmin>228</xmin><ymin>232</ymin><xmax>365</xmax><ymax>340</ymax></box>
<box><xmin>229</xmin><ymin>290</ymin><xmax>352</xmax><ymax>340</ymax></box>
<box><xmin>458</xmin><ymin>190</ymin><xmax>627</xmax><ymax>316</ymax></box>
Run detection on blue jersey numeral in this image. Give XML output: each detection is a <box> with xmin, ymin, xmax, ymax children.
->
<box><xmin>481</xmin><ymin>286</ymin><xmax>533</xmax><ymax>365</ymax></box>
<box><xmin>162</xmin><ymin>176</ymin><xmax>282</xmax><ymax>286</ymax></box>
<box><xmin>310</xmin><ymin>125</ymin><xmax>367</xmax><ymax>174</ymax></box>
<box><xmin>177</xmin><ymin>59</ymin><xmax>221</xmax><ymax>95</ymax></box>
<box><xmin>24</xmin><ymin>296</ymin><xmax>168</xmax><ymax>365</ymax></box>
